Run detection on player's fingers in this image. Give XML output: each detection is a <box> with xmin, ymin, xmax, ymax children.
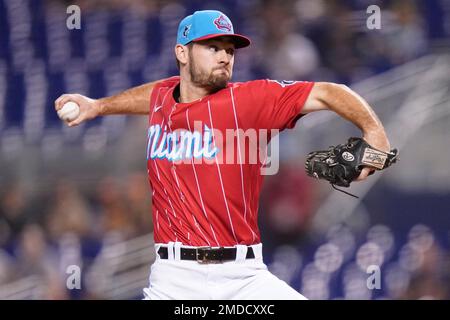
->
<box><xmin>55</xmin><ymin>95</ymin><xmax>76</xmax><ymax>111</ymax></box>
<box><xmin>67</xmin><ymin>120</ymin><xmax>79</xmax><ymax>127</ymax></box>
<box><xmin>356</xmin><ymin>167</ymin><xmax>374</xmax><ymax>181</ymax></box>
<box><xmin>68</xmin><ymin>94</ymin><xmax>85</xmax><ymax>105</ymax></box>
<box><xmin>67</xmin><ymin>115</ymin><xmax>84</xmax><ymax>127</ymax></box>
<box><xmin>55</xmin><ymin>94</ymin><xmax>85</xmax><ymax>111</ymax></box>
<box><xmin>55</xmin><ymin>95</ymin><xmax>68</xmax><ymax>110</ymax></box>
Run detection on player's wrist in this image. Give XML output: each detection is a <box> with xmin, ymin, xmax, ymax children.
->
<box><xmin>362</xmin><ymin>129</ymin><xmax>390</xmax><ymax>152</ymax></box>
<box><xmin>93</xmin><ymin>98</ymin><xmax>105</xmax><ymax>116</ymax></box>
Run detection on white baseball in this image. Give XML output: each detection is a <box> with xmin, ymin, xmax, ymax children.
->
<box><xmin>58</xmin><ymin>101</ymin><xmax>80</xmax><ymax>122</ymax></box>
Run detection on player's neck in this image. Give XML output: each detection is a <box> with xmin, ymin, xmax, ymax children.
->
<box><xmin>179</xmin><ymin>80</ymin><xmax>212</xmax><ymax>103</ymax></box>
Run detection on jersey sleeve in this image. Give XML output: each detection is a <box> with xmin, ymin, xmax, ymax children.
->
<box><xmin>234</xmin><ymin>79</ymin><xmax>315</xmax><ymax>131</ymax></box>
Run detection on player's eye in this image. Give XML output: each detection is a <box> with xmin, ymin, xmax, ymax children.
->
<box><xmin>226</xmin><ymin>48</ymin><xmax>235</xmax><ymax>56</ymax></box>
<box><xmin>209</xmin><ymin>44</ymin><xmax>234</xmax><ymax>56</ymax></box>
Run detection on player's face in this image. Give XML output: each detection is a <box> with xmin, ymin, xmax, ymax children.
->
<box><xmin>188</xmin><ymin>38</ymin><xmax>235</xmax><ymax>92</ymax></box>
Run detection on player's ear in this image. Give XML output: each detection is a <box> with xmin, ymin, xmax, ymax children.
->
<box><xmin>175</xmin><ymin>44</ymin><xmax>188</xmax><ymax>66</ymax></box>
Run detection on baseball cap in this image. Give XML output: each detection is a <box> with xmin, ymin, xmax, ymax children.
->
<box><xmin>176</xmin><ymin>10</ymin><xmax>251</xmax><ymax>49</ymax></box>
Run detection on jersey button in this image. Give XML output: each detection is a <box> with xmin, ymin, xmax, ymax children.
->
<box><xmin>180</xmin><ymin>193</ymin><xmax>185</xmax><ymax>202</ymax></box>
<box><xmin>168</xmin><ymin>120</ymin><xmax>172</xmax><ymax>126</ymax></box>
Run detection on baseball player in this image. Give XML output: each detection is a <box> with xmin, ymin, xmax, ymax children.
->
<box><xmin>55</xmin><ymin>10</ymin><xmax>391</xmax><ymax>299</ymax></box>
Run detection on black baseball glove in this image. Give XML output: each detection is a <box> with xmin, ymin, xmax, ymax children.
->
<box><xmin>305</xmin><ymin>137</ymin><xmax>398</xmax><ymax>195</ymax></box>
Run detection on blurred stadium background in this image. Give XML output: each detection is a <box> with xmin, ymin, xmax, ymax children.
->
<box><xmin>0</xmin><ymin>0</ymin><xmax>449</xmax><ymax>299</ymax></box>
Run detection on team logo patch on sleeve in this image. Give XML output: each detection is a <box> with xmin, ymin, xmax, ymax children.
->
<box><xmin>214</xmin><ymin>14</ymin><xmax>232</xmax><ymax>31</ymax></box>
<box><xmin>269</xmin><ymin>80</ymin><xmax>298</xmax><ymax>87</ymax></box>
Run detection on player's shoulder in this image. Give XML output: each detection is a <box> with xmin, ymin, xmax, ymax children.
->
<box><xmin>156</xmin><ymin>76</ymin><xmax>180</xmax><ymax>89</ymax></box>
<box><xmin>230</xmin><ymin>79</ymin><xmax>266</xmax><ymax>89</ymax></box>
<box><xmin>231</xmin><ymin>79</ymin><xmax>307</xmax><ymax>90</ymax></box>
<box><xmin>229</xmin><ymin>79</ymin><xmax>270</xmax><ymax>95</ymax></box>
<box><xmin>229</xmin><ymin>79</ymin><xmax>314</xmax><ymax>103</ymax></box>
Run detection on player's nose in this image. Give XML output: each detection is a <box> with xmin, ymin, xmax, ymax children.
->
<box><xmin>217</xmin><ymin>49</ymin><xmax>231</xmax><ymax>65</ymax></box>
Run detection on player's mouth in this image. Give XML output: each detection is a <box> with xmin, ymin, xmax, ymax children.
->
<box><xmin>214</xmin><ymin>68</ymin><xmax>229</xmax><ymax>75</ymax></box>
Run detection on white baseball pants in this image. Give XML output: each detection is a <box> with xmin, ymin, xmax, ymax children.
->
<box><xmin>143</xmin><ymin>242</ymin><xmax>307</xmax><ymax>300</ymax></box>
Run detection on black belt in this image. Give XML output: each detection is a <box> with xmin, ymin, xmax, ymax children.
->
<box><xmin>157</xmin><ymin>246</ymin><xmax>255</xmax><ymax>263</ymax></box>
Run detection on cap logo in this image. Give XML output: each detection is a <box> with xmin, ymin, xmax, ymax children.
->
<box><xmin>183</xmin><ymin>24</ymin><xmax>191</xmax><ymax>38</ymax></box>
<box><xmin>213</xmin><ymin>14</ymin><xmax>232</xmax><ymax>32</ymax></box>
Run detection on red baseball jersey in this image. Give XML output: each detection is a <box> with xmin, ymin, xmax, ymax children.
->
<box><xmin>147</xmin><ymin>76</ymin><xmax>314</xmax><ymax>247</ymax></box>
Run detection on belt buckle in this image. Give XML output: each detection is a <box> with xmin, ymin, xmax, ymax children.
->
<box><xmin>196</xmin><ymin>246</ymin><xmax>224</xmax><ymax>264</ymax></box>
<box><xmin>195</xmin><ymin>246</ymin><xmax>211</xmax><ymax>264</ymax></box>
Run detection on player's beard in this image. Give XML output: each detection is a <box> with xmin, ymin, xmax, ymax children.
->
<box><xmin>188</xmin><ymin>52</ymin><xmax>231</xmax><ymax>93</ymax></box>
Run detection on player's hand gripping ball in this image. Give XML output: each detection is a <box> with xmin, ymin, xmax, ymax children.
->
<box><xmin>57</xmin><ymin>101</ymin><xmax>80</xmax><ymax>122</ymax></box>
